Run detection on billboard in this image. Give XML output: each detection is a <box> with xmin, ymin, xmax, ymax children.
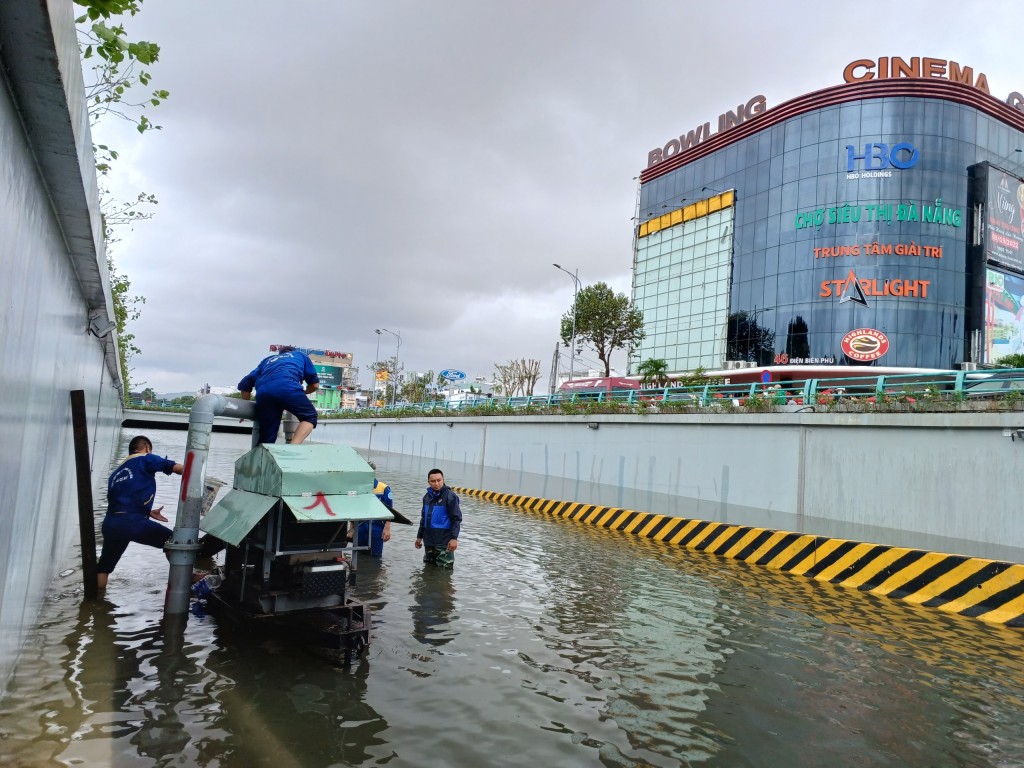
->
<box><xmin>985</xmin><ymin>166</ymin><xmax>1024</xmax><ymax>273</ymax></box>
<box><xmin>315</xmin><ymin>364</ymin><xmax>347</xmax><ymax>389</ymax></box>
<box><xmin>984</xmin><ymin>267</ymin><xmax>1024</xmax><ymax>363</ymax></box>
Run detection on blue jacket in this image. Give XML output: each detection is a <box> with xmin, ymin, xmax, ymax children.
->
<box><xmin>418</xmin><ymin>485</ymin><xmax>461</xmax><ymax>548</ymax></box>
<box><xmin>107</xmin><ymin>452</ymin><xmax>177</xmax><ymax>516</ymax></box>
<box><xmin>238</xmin><ymin>350</ymin><xmax>318</xmax><ymax>396</ymax></box>
<box><xmin>373</xmin><ymin>479</ymin><xmax>394</xmax><ymax>511</ymax></box>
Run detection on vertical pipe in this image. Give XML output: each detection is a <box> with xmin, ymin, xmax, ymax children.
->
<box><xmin>164</xmin><ymin>394</ymin><xmax>256</xmax><ymax>616</ymax></box>
<box><xmin>70</xmin><ymin>390</ymin><xmax>98</xmax><ymax>600</ymax></box>
<box><xmin>283</xmin><ymin>411</ymin><xmax>299</xmax><ymax>443</ymax></box>
<box><xmin>164</xmin><ymin>406</ymin><xmax>212</xmax><ymax>614</ymax></box>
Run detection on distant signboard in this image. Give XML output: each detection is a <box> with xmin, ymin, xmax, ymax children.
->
<box><xmin>315</xmin><ymin>364</ymin><xmax>346</xmax><ymax>389</ymax></box>
<box><xmin>440</xmin><ymin>369</ymin><xmax>467</xmax><ymax>381</ymax></box>
<box><xmin>985</xmin><ymin>166</ymin><xmax>1024</xmax><ymax>273</ymax></box>
<box><xmin>985</xmin><ymin>267</ymin><xmax>1024</xmax><ymax>363</ymax></box>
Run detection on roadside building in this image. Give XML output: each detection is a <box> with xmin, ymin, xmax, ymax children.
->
<box><xmin>633</xmin><ymin>56</ymin><xmax>1024</xmax><ymax>376</ymax></box>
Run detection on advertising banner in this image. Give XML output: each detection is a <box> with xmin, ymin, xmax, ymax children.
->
<box><xmin>315</xmin><ymin>364</ymin><xmax>346</xmax><ymax>389</ymax></box>
<box><xmin>984</xmin><ymin>267</ymin><xmax>1024</xmax><ymax>363</ymax></box>
<box><xmin>985</xmin><ymin>167</ymin><xmax>1024</xmax><ymax>273</ymax></box>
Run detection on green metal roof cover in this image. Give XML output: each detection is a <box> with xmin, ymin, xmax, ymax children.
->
<box><xmin>201</xmin><ymin>445</ymin><xmax>392</xmax><ymax>543</ymax></box>
<box><xmin>201</xmin><ymin>490</ymin><xmax>392</xmax><ymax>545</ymax></box>
<box><xmin>282</xmin><ymin>492</ymin><xmax>392</xmax><ymax>522</ymax></box>
<box><xmin>200</xmin><ymin>489</ymin><xmax>277</xmax><ymax>546</ymax></box>
<box><xmin>233</xmin><ymin>443</ymin><xmax>375</xmax><ymax>496</ymax></box>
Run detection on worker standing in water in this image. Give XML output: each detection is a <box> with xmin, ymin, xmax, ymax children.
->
<box><xmin>351</xmin><ymin>461</ymin><xmax>393</xmax><ymax>557</ymax></box>
<box><xmin>415</xmin><ymin>468</ymin><xmax>461</xmax><ymax>568</ymax></box>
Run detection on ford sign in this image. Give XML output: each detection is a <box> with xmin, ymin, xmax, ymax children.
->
<box><xmin>440</xmin><ymin>369</ymin><xmax>467</xmax><ymax>381</ymax></box>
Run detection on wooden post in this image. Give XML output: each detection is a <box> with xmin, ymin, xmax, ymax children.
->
<box><xmin>70</xmin><ymin>390</ymin><xmax>99</xmax><ymax>599</ymax></box>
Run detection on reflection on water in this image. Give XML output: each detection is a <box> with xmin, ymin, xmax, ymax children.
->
<box><xmin>0</xmin><ymin>430</ymin><xmax>1023</xmax><ymax>766</ymax></box>
<box><xmin>409</xmin><ymin>567</ymin><xmax>457</xmax><ymax>648</ymax></box>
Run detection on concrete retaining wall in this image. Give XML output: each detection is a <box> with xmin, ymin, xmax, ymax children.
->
<box><xmin>316</xmin><ymin>410</ymin><xmax>1024</xmax><ymax>564</ymax></box>
<box><xmin>0</xmin><ymin>0</ymin><xmax>121</xmax><ymax>694</ymax></box>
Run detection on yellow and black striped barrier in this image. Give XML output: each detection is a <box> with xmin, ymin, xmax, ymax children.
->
<box><xmin>453</xmin><ymin>487</ymin><xmax>1024</xmax><ymax>627</ymax></box>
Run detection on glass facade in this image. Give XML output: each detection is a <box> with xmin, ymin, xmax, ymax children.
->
<box><xmin>633</xmin><ymin>200</ymin><xmax>734</xmax><ymax>370</ymax></box>
<box><xmin>634</xmin><ymin>96</ymin><xmax>1024</xmax><ymax>372</ymax></box>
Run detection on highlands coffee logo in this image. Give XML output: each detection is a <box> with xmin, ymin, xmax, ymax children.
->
<box><xmin>841</xmin><ymin>328</ymin><xmax>890</xmax><ymax>361</ymax></box>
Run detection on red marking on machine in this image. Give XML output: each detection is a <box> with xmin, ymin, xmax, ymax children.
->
<box><xmin>304</xmin><ymin>491</ymin><xmax>336</xmax><ymax>516</ymax></box>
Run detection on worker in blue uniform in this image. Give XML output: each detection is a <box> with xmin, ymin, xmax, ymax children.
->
<box><xmin>97</xmin><ymin>435</ymin><xmax>183</xmax><ymax>591</ymax></box>
<box><xmin>238</xmin><ymin>345</ymin><xmax>319</xmax><ymax>444</ymax></box>
<box><xmin>415</xmin><ymin>468</ymin><xmax>461</xmax><ymax>568</ymax></box>
<box><xmin>352</xmin><ymin>461</ymin><xmax>392</xmax><ymax>557</ymax></box>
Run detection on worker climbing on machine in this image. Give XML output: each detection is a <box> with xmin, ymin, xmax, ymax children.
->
<box><xmin>238</xmin><ymin>345</ymin><xmax>319</xmax><ymax>445</ymax></box>
<box><xmin>96</xmin><ymin>435</ymin><xmax>183</xmax><ymax>591</ymax></box>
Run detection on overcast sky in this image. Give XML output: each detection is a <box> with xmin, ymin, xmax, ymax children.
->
<box><xmin>94</xmin><ymin>0</ymin><xmax>1022</xmax><ymax>395</ymax></box>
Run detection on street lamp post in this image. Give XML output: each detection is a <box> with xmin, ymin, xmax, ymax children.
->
<box><xmin>378</xmin><ymin>327</ymin><xmax>401</xmax><ymax>407</ymax></box>
<box><xmin>553</xmin><ymin>263</ymin><xmax>581</xmax><ymax>384</ymax></box>
<box><xmin>372</xmin><ymin>329</ymin><xmax>382</xmax><ymax>408</ymax></box>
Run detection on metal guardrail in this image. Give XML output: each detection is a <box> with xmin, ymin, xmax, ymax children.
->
<box><xmin>132</xmin><ymin>369</ymin><xmax>1024</xmax><ymax>417</ymax></box>
<box><xmin>353</xmin><ymin>368</ymin><xmax>1024</xmax><ymax>414</ymax></box>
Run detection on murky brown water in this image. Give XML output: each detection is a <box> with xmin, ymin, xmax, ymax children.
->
<box><xmin>1</xmin><ymin>429</ymin><xmax>1023</xmax><ymax>767</ymax></box>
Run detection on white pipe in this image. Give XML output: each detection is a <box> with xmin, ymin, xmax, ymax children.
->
<box><xmin>165</xmin><ymin>394</ymin><xmax>256</xmax><ymax>615</ymax></box>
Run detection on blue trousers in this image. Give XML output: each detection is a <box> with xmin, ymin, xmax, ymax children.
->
<box><xmin>354</xmin><ymin>520</ymin><xmax>386</xmax><ymax>557</ymax></box>
<box><xmin>97</xmin><ymin>513</ymin><xmax>172</xmax><ymax>574</ymax></box>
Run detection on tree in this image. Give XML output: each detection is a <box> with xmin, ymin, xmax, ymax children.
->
<box><xmin>373</xmin><ymin>357</ymin><xmax>401</xmax><ymax>405</ymax></box>
<box><xmin>996</xmin><ymin>353</ymin><xmax>1024</xmax><ymax>368</ymax></box>
<box><xmin>108</xmin><ymin>257</ymin><xmax>144</xmax><ymax>395</ymax></box>
<box><xmin>77</xmin><ymin>0</ymin><xmax>167</xmax><ymax>403</ymax></box>
<box><xmin>401</xmin><ymin>370</ymin><xmax>438</xmax><ymax>404</ymax></box>
<box><xmin>519</xmin><ymin>359</ymin><xmax>542</xmax><ymax>396</ymax></box>
<box><xmin>637</xmin><ymin>358</ymin><xmax>670</xmax><ymax>388</ymax></box>
<box><xmin>76</xmin><ymin>0</ymin><xmax>167</xmax><ymax>138</ymax></box>
<box><xmin>492</xmin><ymin>359</ymin><xmax>542</xmax><ymax>396</ymax></box>
<box><xmin>493</xmin><ymin>362</ymin><xmax>516</xmax><ymax>397</ymax></box>
<box><xmin>560</xmin><ymin>282</ymin><xmax>645</xmax><ymax>377</ymax></box>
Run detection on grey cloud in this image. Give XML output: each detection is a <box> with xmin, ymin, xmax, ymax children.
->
<box><xmin>100</xmin><ymin>0</ymin><xmax>1019</xmax><ymax>392</ymax></box>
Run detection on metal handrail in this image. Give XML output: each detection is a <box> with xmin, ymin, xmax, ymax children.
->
<box><xmin>351</xmin><ymin>368</ymin><xmax>1024</xmax><ymax>414</ymax></box>
<box><xmin>132</xmin><ymin>369</ymin><xmax>1024</xmax><ymax>416</ymax></box>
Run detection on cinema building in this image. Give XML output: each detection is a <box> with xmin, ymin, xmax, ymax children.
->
<box><xmin>631</xmin><ymin>57</ymin><xmax>1024</xmax><ymax>377</ymax></box>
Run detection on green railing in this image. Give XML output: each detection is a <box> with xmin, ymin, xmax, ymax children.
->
<box><xmin>127</xmin><ymin>369</ymin><xmax>1024</xmax><ymax>417</ymax></box>
<box><xmin>351</xmin><ymin>368</ymin><xmax>1024</xmax><ymax>415</ymax></box>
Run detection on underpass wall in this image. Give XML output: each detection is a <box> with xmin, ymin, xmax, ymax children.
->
<box><xmin>0</xmin><ymin>1</ymin><xmax>122</xmax><ymax>694</ymax></box>
<box><xmin>317</xmin><ymin>411</ymin><xmax>1024</xmax><ymax>560</ymax></box>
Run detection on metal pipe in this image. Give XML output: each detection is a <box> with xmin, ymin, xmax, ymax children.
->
<box><xmin>379</xmin><ymin>328</ymin><xmax>401</xmax><ymax>407</ymax></box>
<box><xmin>553</xmin><ymin>264</ymin><xmax>581</xmax><ymax>383</ymax></box>
<box><xmin>165</xmin><ymin>394</ymin><xmax>256</xmax><ymax>615</ymax></box>
<box><xmin>282</xmin><ymin>411</ymin><xmax>299</xmax><ymax>443</ymax></box>
<box><xmin>372</xmin><ymin>329</ymin><xmax>382</xmax><ymax>408</ymax></box>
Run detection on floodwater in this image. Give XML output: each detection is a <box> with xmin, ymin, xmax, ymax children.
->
<box><xmin>1</xmin><ymin>429</ymin><xmax>1023</xmax><ymax>767</ymax></box>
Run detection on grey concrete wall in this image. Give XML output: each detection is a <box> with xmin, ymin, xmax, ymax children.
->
<box><xmin>316</xmin><ymin>410</ymin><xmax>1024</xmax><ymax>563</ymax></box>
<box><xmin>0</xmin><ymin>1</ymin><xmax>122</xmax><ymax>693</ymax></box>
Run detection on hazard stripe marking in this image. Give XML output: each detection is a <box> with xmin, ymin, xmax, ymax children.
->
<box><xmin>451</xmin><ymin>487</ymin><xmax>1024</xmax><ymax>627</ymax></box>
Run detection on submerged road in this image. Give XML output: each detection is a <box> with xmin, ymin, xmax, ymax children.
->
<box><xmin>1</xmin><ymin>428</ymin><xmax>1022</xmax><ymax>766</ymax></box>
